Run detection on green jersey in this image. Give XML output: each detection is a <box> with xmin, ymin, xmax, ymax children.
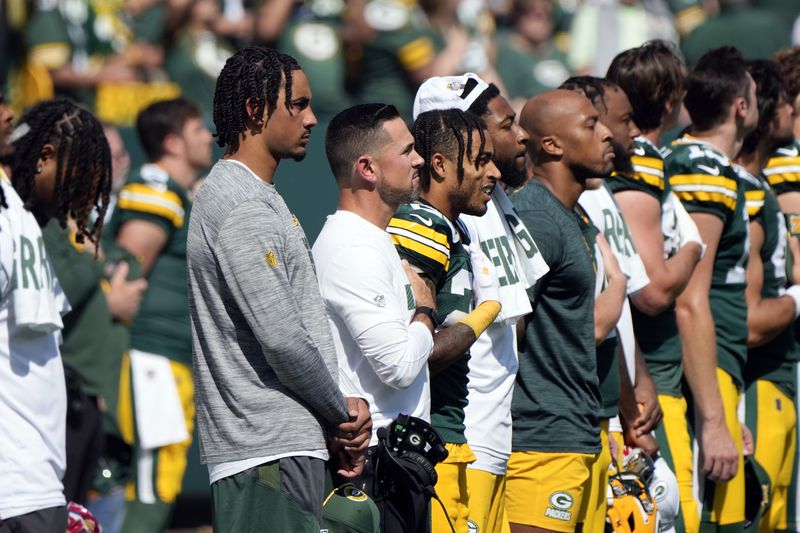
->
<box><xmin>510</xmin><ymin>180</ymin><xmax>601</xmax><ymax>454</ymax></box>
<box><xmin>25</xmin><ymin>1</ymin><xmax>174</xmax><ymax>123</ymax></box>
<box><xmin>764</xmin><ymin>140</ymin><xmax>800</xmax><ymax>197</ymax></box>
<box><xmin>741</xmin><ymin>167</ymin><xmax>797</xmax><ymax>395</ymax></box>
<box><xmin>105</xmin><ymin>164</ymin><xmax>192</xmax><ymax>365</ymax></box>
<box><xmin>278</xmin><ymin>1</ymin><xmax>349</xmax><ymax>116</ymax></box>
<box><xmin>388</xmin><ymin>201</ymin><xmax>473</xmax><ymax>443</ymax></box>
<box><xmin>607</xmin><ymin>137</ymin><xmax>684</xmax><ymax>395</ymax></box>
<box><xmin>357</xmin><ymin>0</ymin><xmax>441</xmax><ymax>119</ymax></box>
<box><xmin>666</xmin><ymin>137</ymin><xmax>750</xmax><ymax>388</ymax></box>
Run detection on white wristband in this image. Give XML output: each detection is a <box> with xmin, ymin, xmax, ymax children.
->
<box><xmin>786</xmin><ymin>285</ymin><xmax>800</xmax><ymax>319</ymax></box>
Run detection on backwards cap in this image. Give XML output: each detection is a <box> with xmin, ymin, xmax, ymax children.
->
<box><xmin>412</xmin><ymin>72</ymin><xmax>490</xmax><ymax>120</ymax></box>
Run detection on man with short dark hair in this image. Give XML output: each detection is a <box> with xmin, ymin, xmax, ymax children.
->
<box><xmin>507</xmin><ymin>89</ymin><xmax>614</xmax><ymax>533</ymax></box>
<box><xmin>665</xmin><ymin>45</ymin><xmax>758</xmax><ymax>531</ymax></box>
<box><xmin>187</xmin><ymin>47</ymin><xmax>371</xmax><ymax>533</ymax></box>
<box><xmin>313</xmin><ymin>102</ymin><xmax>437</xmax><ymax>532</ymax></box>
<box><xmin>104</xmin><ymin>97</ymin><xmax>212</xmax><ymax>533</ymax></box>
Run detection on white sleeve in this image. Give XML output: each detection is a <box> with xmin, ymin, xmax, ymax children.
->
<box><xmin>357</xmin><ymin>321</ymin><xmax>433</xmax><ymax>389</ymax></box>
<box><xmin>323</xmin><ymin>247</ymin><xmax>433</xmax><ymax>389</ymax></box>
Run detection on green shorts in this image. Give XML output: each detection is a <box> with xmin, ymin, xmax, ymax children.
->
<box><xmin>212</xmin><ymin>456</ymin><xmax>324</xmax><ymax>533</ymax></box>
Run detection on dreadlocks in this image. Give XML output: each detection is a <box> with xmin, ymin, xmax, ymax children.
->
<box><xmin>213</xmin><ymin>46</ymin><xmax>301</xmax><ymax>154</ymax></box>
<box><xmin>559</xmin><ymin>76</ymin><xmax>619</xmax><ymax>114</ymax></box>
<box><xmin>413</xmin><ymin>109</ymin><xmax>487</xmax><ymax>191</ymax></box>
<box><xmin>10</xmin><ymin>99</ymin><xmax>111</xmax><ymax>245</ymax></box>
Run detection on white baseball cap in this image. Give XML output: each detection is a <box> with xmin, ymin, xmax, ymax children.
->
<box><xmin>412</xmin><ymin>73</ymin><xmax>491</xmax><ymax>120</ymax></box>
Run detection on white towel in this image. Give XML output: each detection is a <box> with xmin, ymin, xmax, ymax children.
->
<box><xmin>130</xmin><ymin>350</ymin><xmax>189</xmax><ymax>450</ymax></box>
<box><xmin>1</xmin><ymin>177</ymin><xmax>69</xmax><ymax>332</ymax></box>
<box><xmin>461</xmin><ymin>187</ymin><xmax>549</xmax><ymax>323</ymax></box>
<box><xmin>491</xmin><ymin>187</ymin><xmax>550</xmax><ymax>288</ymax></box>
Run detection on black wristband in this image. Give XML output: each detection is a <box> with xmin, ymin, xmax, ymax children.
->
<box><xmin>415</xmin><ymin>306</ymin><xmax>441</xmax><ymax>327</ymax></box>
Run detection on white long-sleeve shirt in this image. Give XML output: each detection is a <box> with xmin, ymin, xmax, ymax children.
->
<box><xmin>313</xmin><ymin>210</ymin><xmax>434</xmax><ymax>446</ymax></box>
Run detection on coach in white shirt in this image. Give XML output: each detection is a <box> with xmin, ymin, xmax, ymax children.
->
<box><xmin>312</xmin><ymin>103</ymin><xmax>437</xmax><ymax>533</ymax></box>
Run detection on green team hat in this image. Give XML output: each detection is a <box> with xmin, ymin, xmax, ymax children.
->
<box><xmin>320</xmin><ymin>483</ymin><xmax>381</xmax><ymax>533</ymax></box>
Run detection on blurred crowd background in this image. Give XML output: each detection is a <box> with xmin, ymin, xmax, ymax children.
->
<box><xmin>2</xmin><ymin>0</ymin><xmax>799</xmax><ymax>243</ymax></box>
<box><xmin>2</xmin><ymin>0</ymin><xmax>798</xmax><ymax>528</ymax></box>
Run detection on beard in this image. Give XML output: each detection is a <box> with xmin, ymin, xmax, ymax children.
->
<box><xmin>611</xmin><ymin>139</ymin><xmax>633</xmax><ymax>174</ymax></box>
<box><xmin>495</xmin><ymin>153</ymin><xmax>527</xmax><ymax>189</ymax></box>
<box><xmin>378</xmin><ymin>177</ymin><xmax>420</xmax><ymax>208</ymax></box>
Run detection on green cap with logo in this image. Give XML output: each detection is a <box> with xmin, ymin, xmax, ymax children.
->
<box><xmin>320</xmin><ymin>483</ymin><xmax>381</xmax><ymax>533</ymax></box>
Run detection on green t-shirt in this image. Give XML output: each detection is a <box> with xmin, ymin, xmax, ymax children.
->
<box><xmin>388</xmin><ymin>200</ymin><xmax>473</xmax><ymax>444</ymax></box>
<box><xmin>43</xmin><ymin>220</ymin><xmax>116</xmax><ymax>399</ymax></box>
<box><xmin>665</xmin><ymin>137</ymin><xmax>750</xmax><ymax>388</ymax></box>
<box><xmin>495</xmin><ymin>30</ymin><xmax>571</xmax><ymax>100</ymax></box>
<box><xmin>741</xmin><ymin>168</ymin><xmax>797</xmax><ymax>395</ymax></box>
<box><xmin>357</xmin><ymin>0</ymin><xmax>441</xmax><ymax>119</ymax></box>
<box><xmin>607</xmin><ymin>137</ymin><xmax>684</xmax><ymax>395</ymax></box>
<box><xmin>105</xmin><ymin>165</ymin><xmax>193</xmax><ymax>365</ymax></box>
<box><xmin>41</xmin><ymin>220</ymin><xmax>137</xmax><ymax>435</ymax></box>
<box><xmin>510</xmin><ymin>180</ymin><xmax>601</xmax><ymax>454</ymax></box>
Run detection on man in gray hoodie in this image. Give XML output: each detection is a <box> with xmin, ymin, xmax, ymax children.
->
<box><xmin>186</xmin><ymin>46</ymin><xmax>372</xmax><ymax>533</ymax></box>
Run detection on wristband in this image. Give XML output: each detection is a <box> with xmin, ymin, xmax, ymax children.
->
<box><xmin>786</xmin><ymin>285</ymin><xmax>800</xmax><ymax>319</ymax></box>
<box><xmin>459</xmin><ymin>300</ymin><xmax>501</xmax><ymax>338</ymax></box>
<box><xmin>415</xmin><ymin>306</ymin><xmax>441</xmax><ymax>327</ymax></box>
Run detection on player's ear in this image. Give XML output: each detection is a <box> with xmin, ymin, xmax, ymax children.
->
<box><xmin>430</xmin><ymin>152</ymin><xmax>448</xmax><ymax>182</ymax></box>
<box><xmin>540</xmin><ymin>134</ymin><xmax>563</xmax><ymax>157</ymax></box>
<box><xmin>245</xmin><ymin>98</ymin><xmax>267</xmax><ymax>130</ymax></box>
<box><xmin>355</xmin><ymin>155</ymin><xmax>378</xmax><ymax>185</ymax></box>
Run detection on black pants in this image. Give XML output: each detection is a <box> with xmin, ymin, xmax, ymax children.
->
<box><xmin>0</xmin><ymin>506</ymin><xmax>67</xmax><ymax>533</ymax></box>
<box><xmin>63</xmin><ymin>382</ymin><xmax>103</xmax><ymax>504</ymax></box>
<box><xmin>357</xmin><ymin>446</ymin><xmax>431</xmax><ymax>533</ymax></box>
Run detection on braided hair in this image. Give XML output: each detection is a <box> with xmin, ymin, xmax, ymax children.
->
<box><xmin>10</xmin><ymin>99</ymin><xmax>111</xmax><ymax>245</ymax></box>
<box><xmin>412</xmin><ymin>109</ymin><xmax>487</xmax><ymax>191</ymax></box>
<box><xmin>559</xmin><ymin>76</ymin><xmax>619</xmax><ymax>114</ymax></box>
<box><xmin>213</xmin><ymin>46</ymin><xmax>301</xmax><ymax>154</ymax></box>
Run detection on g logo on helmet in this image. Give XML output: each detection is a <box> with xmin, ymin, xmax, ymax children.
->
<box><xmin>409</xmin><ymin>433</ymin><xmax>422</xmax><ymax>447</ymax></box>
<box><xmin>651</xmin><ymin>481</ymin><xmax>667</xmax><ymax>501</ymax></box>
<box><xmin>549</xmin><ymin>492</ymin><xmax>574</xmax><ymax>510</ymax></box>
